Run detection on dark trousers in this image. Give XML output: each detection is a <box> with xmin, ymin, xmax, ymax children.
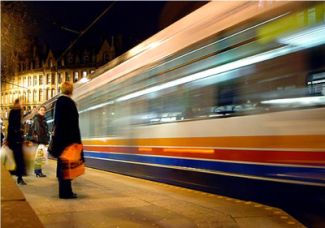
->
<box><xmin>11</xmin><ymin>143</ymin><xmax>26</xmax><ymax>178</ymax></box>
<box><xmin>57</xmin><ymin>159</ymin><xmax>73</xmax><ymax>197</ymax></box>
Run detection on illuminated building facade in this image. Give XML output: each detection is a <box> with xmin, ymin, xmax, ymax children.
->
<box><xmin>1</xmin><ymin>39</ymin><xmax>115</xmax><ymax>121</ymax></box>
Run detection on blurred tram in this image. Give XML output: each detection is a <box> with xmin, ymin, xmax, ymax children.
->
<box><xmin>45</xmin><ymin>1</ymin><xmax>325</xmax><ymax>191</ymax></box>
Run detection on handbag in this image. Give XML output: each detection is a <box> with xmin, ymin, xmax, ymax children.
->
<box><xmin>60</xmin><ymin>143</ymin><xmax>85</xmax><ymax>180</ymax></box>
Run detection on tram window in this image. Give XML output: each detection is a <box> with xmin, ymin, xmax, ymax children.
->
<box><xmin>308</xmin><ymin>71</ymin><xmax>325</xmax><ymax>96</ymax></box>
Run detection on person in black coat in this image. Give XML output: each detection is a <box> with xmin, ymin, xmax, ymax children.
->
<box><xmin>49</xmin><ymin>81</ymin><xmax>82</xmax><ymax>199</ymax></box>
<box><xmin>7</xmin><ymin>98</ymin><xmax>27</xmax><ymax>185</ymax></box>
<box><xmin>32</xmin><ymin>105</ymin><xmax>50</xmax><ymax>177</ymax></box>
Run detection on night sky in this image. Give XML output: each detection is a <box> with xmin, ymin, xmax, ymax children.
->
<box><xmin>25</xmin><ymin>1</ymin><xmax>167</xmax><ymax>55</ymax></box>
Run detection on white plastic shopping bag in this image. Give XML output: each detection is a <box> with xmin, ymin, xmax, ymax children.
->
<box><xmin>34</xmin><ymin>144</ymin><xmax>48</xmax><ymax>168</ymax></box>
<box><xmin>1</xmin><ymin>145</ymin><xmax>16</xmax><ymax>171</ymax></box>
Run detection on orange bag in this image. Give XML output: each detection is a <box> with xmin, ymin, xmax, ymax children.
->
<box><xmin>60</xmin><ymin>143</ymin><xmax>85</xmax><ymax>180</ymax></box>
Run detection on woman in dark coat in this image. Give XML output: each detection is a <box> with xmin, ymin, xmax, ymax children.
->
<box><xmin>7</xmin><ymin>98</ymin><xmax>27</xmax><ymax>185</ymax></box>
<box><xmin>32</xmin><ymin>105</ymin><xmax>49</xmax><ymax>177</ymax></box>
<box><xmin>49</xmin><ymin>81</ymin><xmax>82</xmax><ymax>199</ymax></box>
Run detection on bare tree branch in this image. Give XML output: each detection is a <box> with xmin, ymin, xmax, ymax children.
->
<box><xmin>1</xmin><ymin>2</ymin><xmax>38</xmax><ymax>79</ymax></box>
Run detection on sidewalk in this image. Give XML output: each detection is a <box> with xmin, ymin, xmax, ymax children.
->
<box><xmin>15</xmin><ymin>160</ymin><xmax>304</xmax><ymax>228</ymax></box>
<box><xmin>1</xmin><ymin>165</ymin><xmax>43</xmax><ymax>228</ymax></box>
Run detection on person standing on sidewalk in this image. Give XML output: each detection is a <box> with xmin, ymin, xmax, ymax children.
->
<box><xmin>32</xmin><ymin>105</ymin><xmax>50</xmax><ymax>177</ymax></box>
<box><xmin>49</xmin><ymin>81</ymin><xmax>83</xmax><ymax>199</ymax></box>
<box><xmin>7</xmin><ymin>97</ymin><xmax>27</xmax><ymax>185</ymax></box>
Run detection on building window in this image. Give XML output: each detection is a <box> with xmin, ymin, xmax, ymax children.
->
<box><xmin>39</xmin><ymin>75</ymin><xmax>43</xmax><ymax>85</ymax></box>
<box><xmin>28</xmin><ymin>76</ymin><xmax>32</xmax><ymax>86</ymax></box>
<box><xmin>74</xmin><ymin>72</ymin><xmax>79</xmax><ymax>82</ymax></box>
<box><xmin>45</xmin><ymin>89</ymin><xmax>48</xmax><ymax>100</ymax></box>
<box><xmin>39</xmin><ymin>89</ymin><xmax>43</xmax><ymax>102</ymax></box>
<box><xmin>82</xmin><ymin>71</ymin><xmax>87</xmax><ymax>78</ymax></box>
<box><xmin>65</xmin><ymin>72</ymin><xmax>71</xmax><ymax>82</ymax></box>
<box><xmin>47</xmin><ymin>88</ymin><xmax>51</xmax><ymax>99</ymax></box>
<box><xmin>51</xmin><ymin>88</ymin><xmax>55</xmax><ymax>97</ymax></box>
<box><xmin>51</xmin><ymin>73</ymin><xmax>55</xmax><ymax>85</ymax></box>
<box><xmin>58</xmin><ymin>73</ymin><xmax>62</xmax><ymax>84</ymax></box>
<box><xmin>23</xmin><ymin>92</ymin><xmax>26</xmax><ymax>103</ymax></box>
<box><xmin>33</xmin><ymin>75</ymin><xmax>38</xmax><ymax>86</ymax></box>
<box><xmin>28</xmin><ymin>90</ymin><xmax>32</xmax><ymax>103</ymax></box>
<box><xmin>23</xmin><ymin>77</ymin><xmax>27</xmax><ymax>87</ymax></box>
<box><xmin>33</xmin><ymin>90</ymin><xmax>37</xmax><ymax>102</ymax></box>
<box><xmin>47</xmin><ymin>74</ymin><xmax>51</xmax><ymax>84</ymax></box>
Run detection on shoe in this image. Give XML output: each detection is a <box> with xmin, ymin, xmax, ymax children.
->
<box><xmin>36</xmin><ymin>173</ymin><xmax>47</xmax><ymax>177</ymax></box>
<box><xmin>17</xmin><ymin>178</ymin><xmax>27</xmax><ymax>185</ymax></box>
<box><xmin>59</xmin><ymin>193</ymin><xmax>77</xmax><ymax>199</ymax></box>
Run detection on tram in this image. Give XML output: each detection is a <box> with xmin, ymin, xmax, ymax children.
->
<box><xmin>44</xmin><ymin>1</ymin><xmax>325</xmax><ymax>191</ymax></box>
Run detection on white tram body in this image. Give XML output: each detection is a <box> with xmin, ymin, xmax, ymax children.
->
<box><xmin>48</xmin><ymin>1</ymin><xmax>325</xmax><ymax>188</ymax></box>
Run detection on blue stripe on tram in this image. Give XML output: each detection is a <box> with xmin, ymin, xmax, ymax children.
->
<box><xmin>84</xmin><ymin>151</ymin><xmax>325</xmax><ymax>185</ymax></box>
